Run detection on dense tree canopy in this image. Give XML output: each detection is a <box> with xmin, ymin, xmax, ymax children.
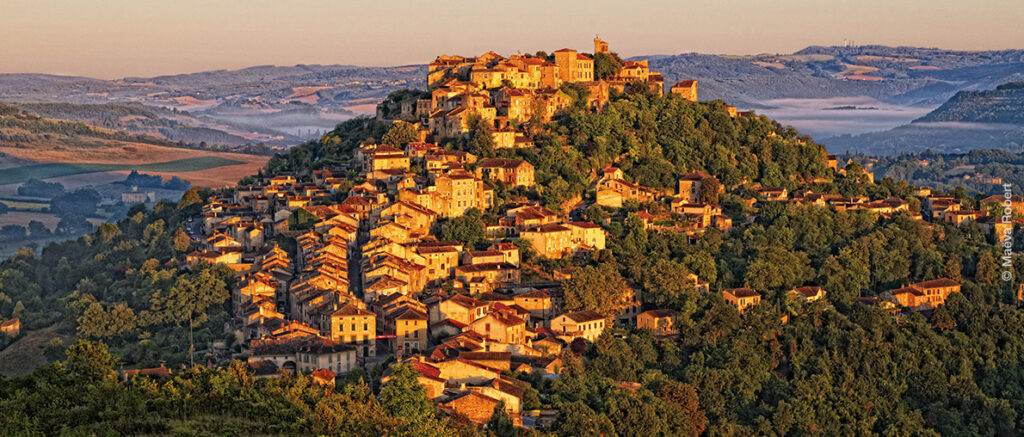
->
<box><xmin>4</xmin><ymin>84</ymin><xmax>1024</xmax><ymax>435</ymax></box>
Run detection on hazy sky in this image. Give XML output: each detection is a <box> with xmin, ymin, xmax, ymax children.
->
<box><xmin>2</xmin><ymin>0</ymin><xmax>1022</xmax><ymax>79</ymax></box>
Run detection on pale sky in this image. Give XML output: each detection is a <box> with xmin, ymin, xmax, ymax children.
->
<box><xmin>2</xmin><ymin>0</ymin><xmax>1022</xmax><ymax>79</ymax></box>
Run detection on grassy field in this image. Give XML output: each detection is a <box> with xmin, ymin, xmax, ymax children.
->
<box><xmin>0</xmin><ymin>156</ymin><xmax>244</xmax><ymax>185</ymax></box>
<box><xmin>0</xmin><ymin>198</ymin><xmax>49</xmax><ymax>211</ymax></box>
<box><xmin>0</xmin><ymin>324</ymin><xmax>74</xmax><ymax>378</ymax></box>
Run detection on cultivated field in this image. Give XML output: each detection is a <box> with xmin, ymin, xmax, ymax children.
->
<box><xmin>0</xmin><ymin>211</ymin><xmax>105</xmax><ymax>230</ymax></box>
<box><xmin>0</xmin><ymin>141</ymin><xmax>269</xmax><ymax>188</ymax></box>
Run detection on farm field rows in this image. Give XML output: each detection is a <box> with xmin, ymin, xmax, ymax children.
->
<box><xmin>0</xmin><ymin>156</ymin><xmax>243</xmax><ymax>185</ymax></box>
<box><xmin>0</xmin><ymin>141</ymin><xmax>270</xmax><ymax>188</ymax></box>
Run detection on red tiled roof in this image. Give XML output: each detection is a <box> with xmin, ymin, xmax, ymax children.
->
<box><xmin>912</xmin><ymin>278</ymin><xmax>960</xmax><ymax>289</ymax></box>
<box><xmin>562</xmin><ymin>310</ymin><xmax>604</xmax><ymax>323</ymax></box>
<box><xmin>526</xmin><ymin>223</ymin><xmax>570</xmax><ymax>233</ymax></box>
<box><xmin>723</xmin><ymin>288</ymin><xmax>760</xmax><ymax>298</ymax></box>
<box><xmin>447</xmin><ymin>294</ymin><xmax>485</xmax><ymax>309</ymax></box>
<box><xmin>640</xmin><ymin>309</ymin><xmax>676</xmax><ymax>318</ymax></box>
<box><xmin>409</xmin><ymin>360</ymin><xmax>442</xmax><ymax>379</ymax></box>
<box><xmin>310</xmin><ymin>368</ymin><xmax>336</xmax><ymax>381</ymax></box>
<box><xmin>793</xmin><ymin>286</ymin><xmax>824</xmax><ymax>298</ymax></box>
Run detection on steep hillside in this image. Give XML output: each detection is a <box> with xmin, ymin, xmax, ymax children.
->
<box><xmin>915</xmin><ymin>82</ymin><xmax>1024</xmax><ymax>124</ymax></box>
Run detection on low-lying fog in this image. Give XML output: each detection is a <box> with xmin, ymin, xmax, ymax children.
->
<box><xmin>753</xmin><ymin>96</ymin><xmax>937</xmax><ymax>140</ymax></box>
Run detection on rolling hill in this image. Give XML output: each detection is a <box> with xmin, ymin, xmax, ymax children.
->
<box><xmin>915</xmin><ymin>82</ymin><xmax>1024</xmax><ymax>124</ymax></box>
<box><xmin>646</xmin><ymin>45</ymin><xmax>1024</xmax><ymax>107</ymax></box>
<box><xmin>0</xmin><ymin>64</ymin><xmax>426</xmax><ymax>147</ymax></box>
<box><xmin>0</xmin><ymin>103</ymin><xmax>268</xmax><ymax>188</ymax></box>
<box><xmin>2</xmin><ymin>45</ymin><xmax>1023</xmax><ymax>151</ymax></box>
<box><xmin>822</xmin><ymin>82</ymin><xmax>1024</xmax><ymax>155</ymax></box>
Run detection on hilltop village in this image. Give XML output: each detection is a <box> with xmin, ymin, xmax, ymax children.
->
<box><xmin>378</xmin><ymin>37</ymin><xmax>707</xmax><ymax>145</ymax></box>
<box><xmin>6</xmin><ymin>35</ymin><xmax>1024</xmax><ymax>435</ymax></box>
<box><xmin>139</xmin><ymin>39</ymin><xmax>1023</xmax><ymax>430</ymax></box>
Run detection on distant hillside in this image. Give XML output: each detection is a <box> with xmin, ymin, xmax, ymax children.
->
<box><xmin>822</xmin><ymin>82</ymin><xmax>1024</xmax><ymax>155</ymax></box>
<box><xmin>0</xmin><ymin>102</ymin><xmax>172</xmax><ymax>149</ymax></box>
<box><xmin>15</xmin><ymin>102</ymin><xmax>261</xmax><ymax>145</ymax></box>
<box><xmin>822</xmin><ymin>123</ymin><xmax>1024</xmax><ymax>155</ymax></box>
<box><xmin>0</xmin><ymin>103</ymin><xmax>269</xmax><ymax>188</ymax></box>
<box><xmin>915</xmin><ymin>82</ymin><xmax>1024</xmax><ymax>124</ymax></box>
<box><xmin>646</xmin><ymin>45</ymin><xmax>1024</xmax><ymax>106</ymax></box>
<box><xmin>0</xmin><ymin>103</ymin><xmax>279</xmax><ymax>156</ymax></box>
<box><xmin>4</xmin><ymin>46</ymin><xmax>1024</xmax><ymax>148</ymax></box>
<box><xmin>0</xmin><ymin>64</ymin><xmax>425</xmax><ymax>147</ymax></box>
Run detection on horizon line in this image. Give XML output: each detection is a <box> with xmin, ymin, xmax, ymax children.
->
<box><xmin>3</xmin><ymin>42</ymin><xmax>1022</xmax><ymax>82</ymax></box>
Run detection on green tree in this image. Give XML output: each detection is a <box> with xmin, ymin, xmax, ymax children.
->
<box><xmin>173</xmin><ymin>228</ymin><xmax>192</xmax><ymax>253</ymax></box>
<box><xmin>562</xmin><ymin>263</ymin><xmax>626</xmax><ymax>320</ymax></box>
<box><xmin>147</xmin><ymin>268</ymin><xmax>226</xmax><ymax>367</ymax></box>
<box><xmin>290</xmin><ymin>208</ymin><xmax>321</xmax><ymax>230</ymax></box>
<box><xmin>976</xmin><ymin>251</ymin><xmax>998</xmax><ymax>285</ymax></box>
<box><xmin>641</xmin><ymin>258</ymin><xmax>696</xmax><ymax>314</ymax></box>
<box><xmin>441</xmin><ymin>208</ymin><xmax>487</xmax><ymax>248</ymax></box>
<box><xmin>379</xmin><ymin>364</ymin><xmax>450</xmax><ymax>436</ymax></box>
<box><xmin>944</xmin><ymin>255</ymin><xmax>963</xmax><ymax>282</ymax></box>
<box><xmin>465</xmin><ymin>114</ymin><xmax>495</xmax><ymax>156</ymax></box>
<box><xmin>77</xmin><ymin>301</ymin><xmax>109</xmax><ymax>338</ymax></box>
<box><xmin>557</xmin><ymin>401</ymin><xmax>615</xmax><ymax>437</ymax></box>
<box><xmin>593</xmin><ymin>52</ymin><xmax>624</xmax><ymax>80</ymax></box>
<box><xmin>486</xmin><ymin>401</ymin><xmax>516</xmax><ymax>437</ymax></box>
<box><xmin>584</xmin><ymin>204</ymin><xmax>606</xmax><ymax>224</ymax></box>
<box><xmin>512</xmin><ymin>238</ymin><xmax>536</xmax><ymax>263</ymax></box>
<box><xmin>382</xmin><ymin>120</ymin><xmax>420</xmax><ymax>147</ymax></box>
<box><xmin>62</xmin><ymin>339</ymin><xmax>117</xmax><ymax>382</ymax></box>
<box><xmin>931</xmin><ymin>305</ymin><xmax>955</xmax><ymax>331</ymax></box>
<box><xmin>700</xmin><ymin>177</ymin><xmax>721</xmax><ymax>205</ymax></box>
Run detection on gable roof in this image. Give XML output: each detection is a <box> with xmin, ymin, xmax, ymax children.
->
<box><xmin>446</xmin><ymin>294</ymin><xmax>485</xmax><ymax>309</ymax></box>
<box><xmin>912</xmin><ymin>278</ymin><xmax>960</xmax><ymax>289</ymax></box>
<box><xmin>723</xmin><ymin>287</ymin><xmax>760</xmax><ymax>298</ymax></box>
<box><xmin>640</xmin><ymin>309</ymin><xmax>676</xmax><ymax>318</ymax></box>
<box><xmin>561</xmin><ymin>310</ymin><xmax>604</xmax><ymax>323</ymax></box>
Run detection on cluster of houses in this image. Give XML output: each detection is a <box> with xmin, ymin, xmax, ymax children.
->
<box><xmin>179</xmin><ymin>129</ymin><xmax>990</xmax><ymax>429</ymax></box>
<box><xmin>377</xmin><ymin>37</ymin><xmax>707</xmax><ymax>147</ymax></box>
<box><xmin>188</xmin><ymin>131</ymin><xmax>684</xmax><ymax>426</ymax></box>
<box><xmin>761</xmin><ymin>187</ymin><xmax>916</xmax><ymax>218</ymax></box>
<box><xmin>168</xmin><ymin>42</ymin><xmax>1007</xmax><ymax>430</ymax></box>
